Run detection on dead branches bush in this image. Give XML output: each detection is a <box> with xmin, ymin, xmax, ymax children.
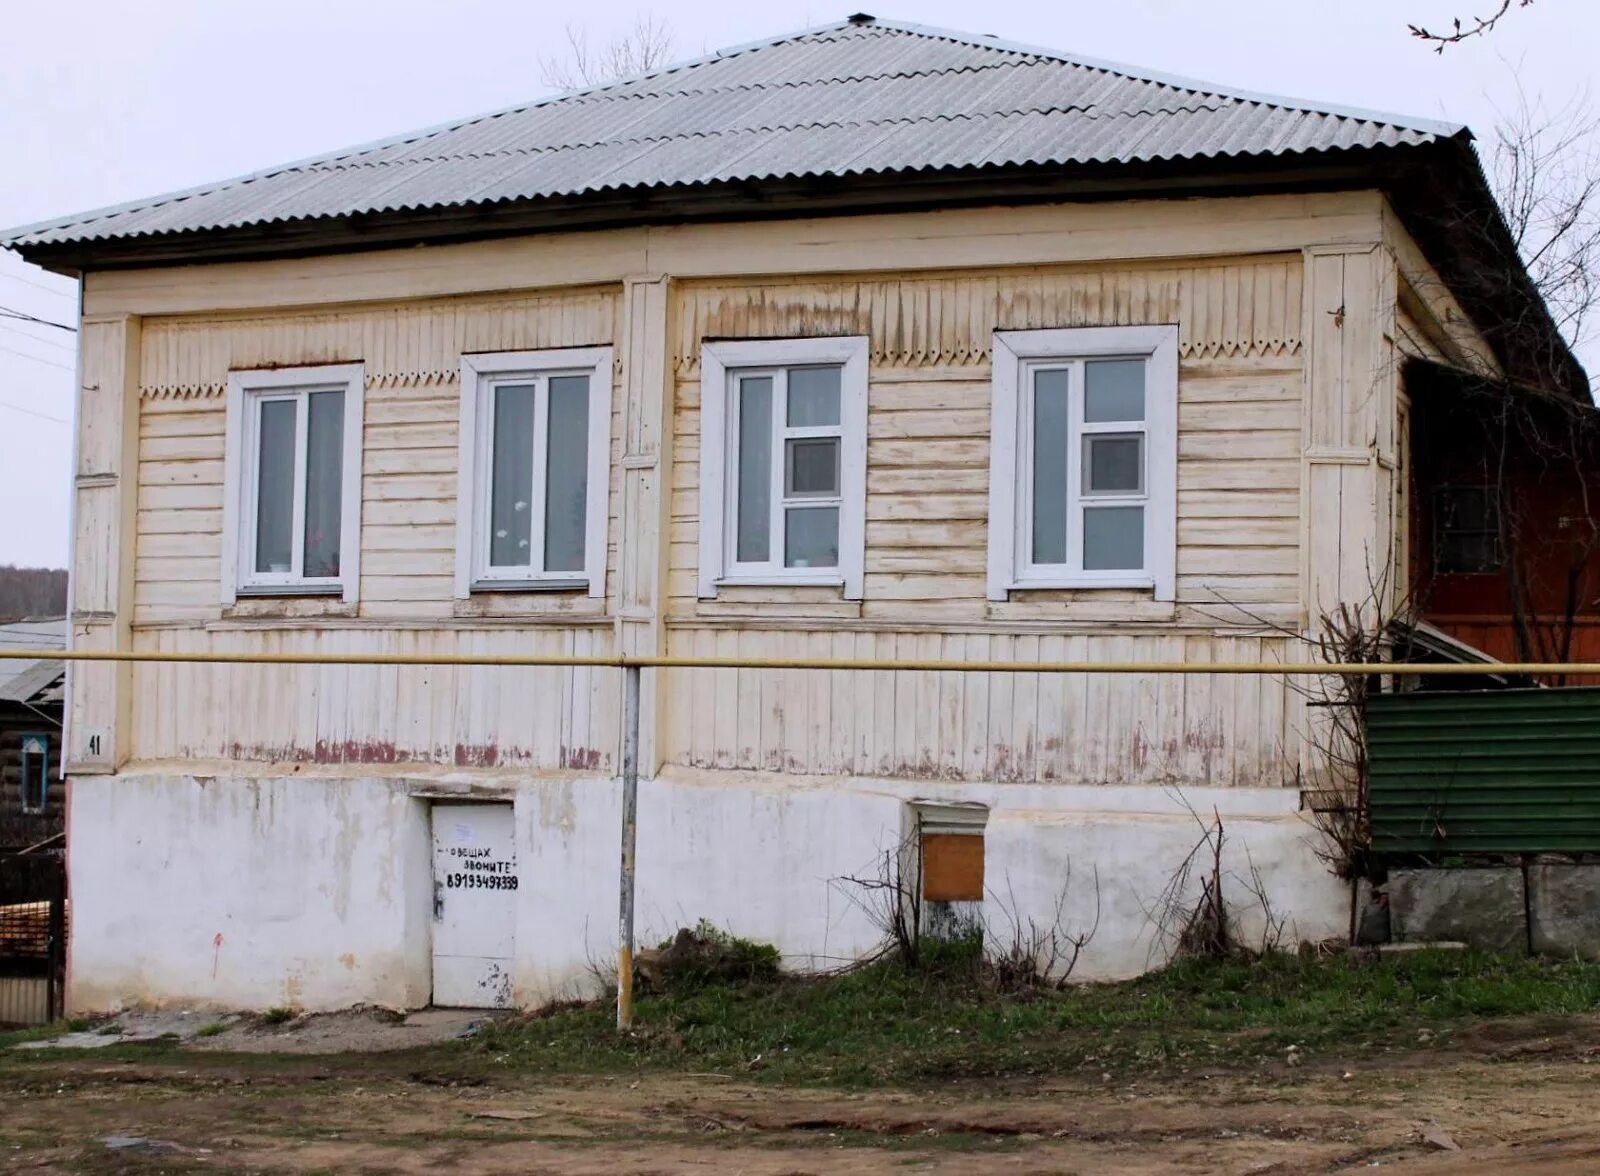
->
<box><xmin>832</xmin><ymin>833</ymin><xmax>925</xmax><ymax>970</ymax></box>
<box><xmin>984</xmin><ymin>870</ymin><xmax>1101</xmax><ymax>992</ymax></box>
<box><xmin>1301</xmin><ymin>602</ymin><xmax>1391</xmax><ymax>884</ymax></box>
<box><xmin>832</xmin><ymin>832</ymin><xmax>1100</xmax><ymax>990</ymax></box>
<box><xmin>1146</xmin><ymin>798</ymin><xmax>1289</xmax><ymax>964</ymax></box>
<box><xmin>1201</xmin><ymin>562</ymin><xmax>1414</xmax><ymax>886</ymax></box>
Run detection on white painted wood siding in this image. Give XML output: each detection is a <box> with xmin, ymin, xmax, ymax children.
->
<box><xmin>129</xmin><ymin>625</ymin><xmax>617</xmax><ymax>770</ymax></box>
<box><xmin>132</xmin><ymin>288</ymin><xmax>621</xmax><ymax>626</ymax></box>
<box><xmin>667</xmin><ymin>259</ymin><xmax>1306</xmax><ymax>624</ymax></box>
<box><xmin>81</xmin><ymin>195</ymin><xmax>1420</xmax><ymax>788</ymax></box>
<box><xmin>657</xmin><ymin>630</ymin><xmax>1299</xmax><ymax>788</ymax></box>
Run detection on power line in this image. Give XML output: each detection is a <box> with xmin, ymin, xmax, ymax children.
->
<box><xmin>0</xmin><ymin>398</ymin><xmax>69</xmax><ymax>425</ymax></box>
<box><xmin>0</xmin><ymin>341</ymin><xmax>74</xmax><ymax>372</ymax></box>
<box><xmin>0</xmin><ymin>321</ymin><xmax>74</xmax><ymax>352</ymax></box>
<box><xmin>0</xmin><ymin>269</ymin><xmax>74</xmax><ymax>300</ymax></box>
<box><xmin>0</xmin><ymin>305</ymin><xmax>75</xmax><ymax>333</ymax></box>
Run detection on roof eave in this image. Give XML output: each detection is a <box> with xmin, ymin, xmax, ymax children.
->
<box><xmin>6</xmin><ymin>146</ymin><xmax>1420</xmax><ymax>274</ymax></box>
<box><xmin>1386</xmin><ymin>136</ymin><xmax>1590</xmax><ymax>401</ymax></box>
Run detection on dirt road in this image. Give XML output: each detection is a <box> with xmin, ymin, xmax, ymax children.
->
<box><xmin>3</xmin><ymin>1039</ymin><xmax>1599</xmax><ymax>1174</ymax></box>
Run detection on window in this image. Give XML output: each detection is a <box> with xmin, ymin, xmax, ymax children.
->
<box><xmin>18</xmin><ymin>733</ymin><xmax>49</xmax><ymax>815</ymax></box>
<box><xmin>697</xmin><ymin>338</ymin><xmax>868</xmax><ymax>598</ymax></box>
<box><xmin>987</xmin><ymin>327</ymin><xmax>1178</xmax><ymax>600</ymax></box>
<box><xmin>455</xmin><ymin>348</ymin><xmax>612</xmax><ymax>598</ymax></box>
<box><xmin>1434</xmin><ymin>485</ymin><xmax>1502</xmax><ymax>574</ymax></box>
<box><xmin>223</xmin><ymin>365</ymin><xmax>364</xmax><ymax>603</ymax></box>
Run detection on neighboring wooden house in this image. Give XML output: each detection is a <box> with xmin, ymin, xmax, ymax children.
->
<box><xmin>0</xmin><ymin>621</ymin><xmax>64</xmax><ymax>851</ymax></box>
<box><xmin>1403</xmin><ymin>359</ymin><xmax>1600</xmax><ymax>677</ymax></box>
<box><xmin>3</xmin><ymin>17</ymin><xmax>1582</xmax><ymax>1013</ymax></box>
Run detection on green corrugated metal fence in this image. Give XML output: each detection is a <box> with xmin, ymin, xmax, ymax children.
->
<box><xmin>1368</xmin><ymin>687</ymin><xmax>1600</xmax><ymax>855</ymax></box>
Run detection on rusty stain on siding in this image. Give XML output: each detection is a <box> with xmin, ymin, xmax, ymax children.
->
<box><xmin>453</xmin><ymin>743</ymin><xmax>501</xmax><ymax>769</ymax></box>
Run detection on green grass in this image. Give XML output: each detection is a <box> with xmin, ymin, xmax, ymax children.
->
<box><xmin>0</xmin><ymin>1016</ymin><xmax>97</xmax><ymax>1049</ymax></box>
<box><xmin>196</xmin><ymin>1022</ymin><xmax>229</xmax><ymax>1038</ymax></box>
<box><xmin>261</xmin><ymin>1007</ymin><xmax>297</xmax><ymax>1025</ymax></box>
<box><xmin>468</xmin><ymin>949</ymin><xmax>1600</xmax><ymax>1086</ymax></box>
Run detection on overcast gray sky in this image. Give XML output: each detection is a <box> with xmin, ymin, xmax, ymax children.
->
<box><xmin>1</xmin><ymin>0</ymin><xmax>1594</xmax><ymax>569</ymax></box>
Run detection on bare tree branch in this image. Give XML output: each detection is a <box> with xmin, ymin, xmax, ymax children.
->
<box><xmin>1411</xmin><ymin>1</ymin><xmax>1534</xmax><ymax>52</ymax></box>
<box><xmin>1488</xmin><ymin>81</ymin><xmax>1600</xmax><ymax>359</ymax></box>
<box><xmin>540</xmin><ymin>16</ymin><xmax>676</xmax><ymax>92</ymax></box>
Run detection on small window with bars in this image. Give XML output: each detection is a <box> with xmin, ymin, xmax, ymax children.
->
<box><xmin>1434</xmin><ymin>485</ymin><xmax>1503</xmax><ymax>574</ymax></box>
<box><xmin>18</xmin><ymin>733</ymin><xmax>49</xmax><ymax>815</ymax></box>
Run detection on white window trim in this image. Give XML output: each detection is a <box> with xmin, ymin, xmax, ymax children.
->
<box><xmin>987</xmin><ymin>326</ymin><xmax>1178</xmax><ymax>601</ymax></box>
<box><xmin>222</xmin><ymin>364</ymin><xmax>365</xmax><ymax>605</ymax></box>
<box><xmin>697</xmin><ymin>337</ymin><xmax>868</xmax><ymax>599</ymax></box>
<box><xmin>454</xmin><ymin>347</ymin><xmax>613</xmax><ymax>600</ymax></box>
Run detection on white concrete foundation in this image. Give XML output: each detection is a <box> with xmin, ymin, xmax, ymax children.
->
<box><xmin>67</xmin><ymin>768</ymin><xmax>1349</xmax><ymax>1013</ymax></box>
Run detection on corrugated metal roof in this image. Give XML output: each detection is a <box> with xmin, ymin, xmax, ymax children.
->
<box><xmin>0</xmin><ymin>18</ymin><xmax>1463</xmax><ymax>252</ymax></box>
<box><xmin>0</xmin><ymin>620</ymin><xmax>64</xmax><ymax>706</ymax></box>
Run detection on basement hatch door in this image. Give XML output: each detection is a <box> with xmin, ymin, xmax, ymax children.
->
<box><xmin>431</xmin><ymin>802</ymin><xmax>517</xmax><ymax>1008</ymax></box>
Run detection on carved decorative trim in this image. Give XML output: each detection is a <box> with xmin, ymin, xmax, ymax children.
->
<box><xmin>136</xmin><ymin>260</ymin><xmax>1305</xmax><ymax>399</ymax></box>
<box><xmin>139</xmin><ymin>288</ymin><xmax>619</xmax><ymax>400</ymax></box>
<box><xmin>672</xmin><ymin>259</ymin><xmax>1303</xmax><ymax>375</ymax></box>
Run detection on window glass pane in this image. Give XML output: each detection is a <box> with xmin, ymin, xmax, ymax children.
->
<box><xmin>784</xmin><ymin>506</ymin><xmax>839</xmax><ymax>568</ymax></box>
<box><xmin>786</xmin><ymin>437</ymin><xmax>839</xmax><ymax>497</ymax></box>
<box><xmin>1440</xmin><ymin>486</ymin><xmax>1493</xmax><ymax>531</ymax></box>
<box><xmin>489</xmin><ymin>383</ymin><xmax>535</xmax><ymax>568</ymax></box>
<box><xmin>787</xmin><ymin>366</ymin><xmax>841</xmax><ymax>427</ymax></box>
<box><xmin>253</xmin><ymin>398</ymin><xmax>296</xmax><ymax>575</ymax></box>
<box><xmin>544</xmin><ymin>375</ymin><xmax>590</xmax><ymax>572</ymax></box>
<box><xmin>736</xmin><ymin>376</ymin><xmax>773</xmax><ymax>563</ymax></box>
<box><xmin>1085</xmin><ymin>359</ymin><xmax>1145</xmax><ymax>422</ymax></box>
<box><xmin>302</xmin><ymin>390</ymin><xmax>344</xmax><ymax>579</ymax></box>
<box><xmin>1084</xmin><ymin>435</ymin><xmax>1142</xmax><ymax>495</ymax></box>
<box><xmin>1441</xmin><ymin>533</ymin><xmax>1499</xmax><ymax>574</ymax></box>
<box><xmin>19</xmin><ymin>736</ymin><xmax>47</xmax><ymax>814</ymax></box>
<box><xmin>1083</xmin><ymin>505</ymin><xmax>1144</xmax><ymax>571</ymax></box>
<box><xmin>1031</xmin><ymin>368</ymin><xmax>1069</xmax><ymax>564</ymax></box>
<box><xmin>1435</xmin><ymin>486</ymin><xmax>1502</xmax><ymax>573</ymax></box>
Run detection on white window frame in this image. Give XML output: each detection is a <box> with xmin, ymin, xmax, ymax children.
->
<box><xmin>454</xmin><ymin>347</ymin><xmax>613</xmax><ymax>599</ymax></box>
<box><xmin>222</xmin><ymin>364</ymin><xmax>365</xmax><ymax>604</ymax></box>
<box><xmin>697</xmin><ymin>337</ymin><xmax>868</xmax><ymax>599</ymax></box>
<box><xmin>987</xmin><ymin>326</ymin><xmax>1178</xmax><ymax>601</ymax></box>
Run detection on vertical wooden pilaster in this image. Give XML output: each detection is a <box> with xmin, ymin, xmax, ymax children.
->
<box><xmin>614</xmin><ymin>275</ymin><xmax>674</xmax><ymax>775</ymax></box>
<box><xmin>1300</xmin><ymin>244</ymin><xmax>1398</xmax><ymax>630</ymax></box>
<box><xmin>66</xmin><ymin>314</ymin><xmax>141</xmax><ymax>774</ymax></box>
<box><xmin>1299</xmin><ymin>244</ymin><xmax>1399</xmax><ymax>788</ymax></box>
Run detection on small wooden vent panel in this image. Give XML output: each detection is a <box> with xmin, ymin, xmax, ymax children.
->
<box><xmin>921</xmin><ymin>833</ymin><xmax>984</xmax><ymax>902</ymax></box>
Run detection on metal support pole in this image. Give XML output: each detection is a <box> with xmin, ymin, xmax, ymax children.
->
<box><xmin>616</xmin><ymin>662</ymin><xmax>641</xmax><ymax>1030</ymax></box>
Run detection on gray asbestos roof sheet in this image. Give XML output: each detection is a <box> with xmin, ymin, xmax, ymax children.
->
<box><xmin>0</xmin><ymin>619</ymin><xmax>65</xmax><ymax>705</ymax></box>
<box><xmin>1</xmin><ymin>19</ymin><xmax>1463</xmax><ymax>250</ymax></box>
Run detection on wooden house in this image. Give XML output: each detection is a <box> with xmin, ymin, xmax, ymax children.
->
<box><xmin>3</xmin><ymin>17</ymin><xmax>1582</xmax><ymax>1012</ymax></box>
<box><xmin>0</xmin><ymin>620</ymin><xmax>64</xmax><ymax>852</ymax></box>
